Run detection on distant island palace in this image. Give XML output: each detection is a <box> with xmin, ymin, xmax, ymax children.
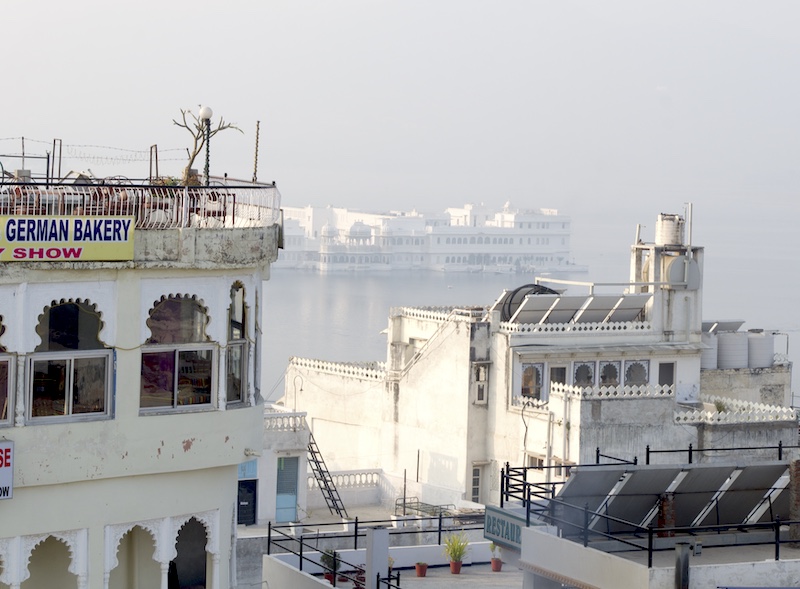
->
<box><xmin>277</xmin><ymin>202</ymin><xmax>587</xmax><ymax>274</ymax></box>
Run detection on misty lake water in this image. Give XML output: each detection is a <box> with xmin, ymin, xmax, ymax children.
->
<box><xmin>261</xmin><ymin>253</ymin><xmax>798</xmax><ymax>403</ymax></box>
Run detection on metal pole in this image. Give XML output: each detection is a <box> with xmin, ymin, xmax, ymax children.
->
<box><xmin>583</xmin><ymin>503</ymin><xmax>589</xmax><ymax>547</ymax></box>
<box><xmin>646</xmin><ymin>445</ymin><xmax>650</xmax><ymax>465</ymax></box>
<box><xmin>688</xmin><ymin>443</ymin><xmax>693</xmax><ymax>464</ymax></box>
<box><xmin>354</xmin><ymin>517</ymin><xmax>359</xmax><ymax>550</ymax></box>
<box><xmin>204</xmin><ymin>118</ymin><xmax>211</xmax><ymax>186</ymax></box>
<box><xmin>267</xmin><ymin>521</ymin><xmax>272</xmax><ymax>555</ymax></box>
<box><xmin>298</xmin><ymin>534</ymin><xmax>303</xmax><ymax>571</ymax></box>
<box><xmin>775</xmin><ymin>516</ymin><xmax>781</xmax><ymax>561</ymax></box>
<box><xmin>438</xmin><ymin>511</ymin><xmax>443</xmax><ymax>545</ymax></box>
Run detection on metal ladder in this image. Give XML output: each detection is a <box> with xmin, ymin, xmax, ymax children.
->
<box><xmin>307</xmin><ymin>432</ymin><xmax>349</xmax><ymax>518</ymax></box>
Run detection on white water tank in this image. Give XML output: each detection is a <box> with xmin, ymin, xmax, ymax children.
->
<box><xmin>747</xmin><ymin>330</ymin><xmax>774</xmax><ymax>368</ymax></box>
<box><xmin>655</xmin><ymin>213</ymin><xmax>685</xmax><ymax>246</ymax></box>
<box><xmin>717</xmin><ymin>331</ymin><xmax>749</xmax><ymax>369</ymax></box>
<box><xmin>701</xmin><ymin>333</ymin><xmax>718</xmax><ymax>369</ymax></box>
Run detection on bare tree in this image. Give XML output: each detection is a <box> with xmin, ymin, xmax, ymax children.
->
<box><xmin>172</xmin><ymin>108</ymin><xmax>242</xmax><ymax>184</ymax></box>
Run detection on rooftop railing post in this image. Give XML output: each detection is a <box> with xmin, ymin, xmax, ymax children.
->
<box><xmin>526</xmin><ymin>485</ymin><xmax>532</xmax><ymax>528</ymax></box>
<box><xmin>647</xmin><ymin>526</ymin><xmax>654</xmax><ymax>568</ymax></box>
<box><xmin>583</xmin><ymin>502</ymin><xmax>589</xmax><ymax>547</ymax></box>
<box><xmin>646</xmin><ymin>445</ymin><xmax>651</xmax><ymax>465</ymax></box>
<box><xmin>267</xmin><ymin>521</ymin><xmax>272</xmax><ymax>556</ymax></box>
<box><xmin>332</xmin><ymin>551</ymin><xmax>338</xmax><ymax>586</ymax></box>
<box><xmin>634</xmin><ymin>456</ymin><xmax>638</xmax><ymax>465</ymax></box>
<box><xmin>688</xmin><ymin>443</ymin><xmax>693</xmax><ymax>464</ymax></box>
<box><xmin>504</xmin><ymin>462</ymin><xmax>510</xmax><ymax>504</ymax></box>
<box><xmin>500</xmin><ymin>467</ymin><xmax>505</xmax><ymax>508</ymax></box>
<box><xmin>596</xmin><ymin>447</ymin><xmax>600</xmax><ymax>464</ymax></box>
<box><xmin>354</xmin><ymin>517</ymin><xmax>359</xmax><ymax>550</ymax></box>
<box><xmin>298</xmin><ymin>535</ymin><xmax>303</xmax><ymax>571</ymax></box>
<box><xmin>438</xmin><ymin>511</ymin><xmax>443</xmax><ymax>545</ymax></box>
<box><xmin>775</xmin><ymin>516</ymin><xmax>781</xmax><ymax>561</ymax></box>
<box><xmin>779</xmin><ymin>440</ymin><xmax>784</xmax><ymax>461</ymax></box>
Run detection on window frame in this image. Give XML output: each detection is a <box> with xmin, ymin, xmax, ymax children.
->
<box><xmin>520</xmin><ymin>362</ymin><xmax>545</xmax><ymax>401</ymax></box>
<box><xmin>26</xmin><ymin>349</ymin><xmax>113</xmax><ymax>423</ymax></box>
<box><xmin>472</xmin><ymin>361</ymin><xmax>490</xmax><ymax>404</ymax></box>
<box><xmin>0</xmin><ymin>354</ymin><xmax>13</xmax><ymax>426</ymax></box>
<box><xmin>227</xmin><ymin>285</ymin><xmax>248</xmax><ymax>406</ymax></box>
<box><xmin>140</xmin><ymin>344</ymin><xmax>217</xmax><ymax>413</ymax></box>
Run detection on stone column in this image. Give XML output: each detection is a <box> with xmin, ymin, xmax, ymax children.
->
<box><xmin>789</xmin><ymin>459</ymin><xmax>800</xmax><ymax>542</ymax></box>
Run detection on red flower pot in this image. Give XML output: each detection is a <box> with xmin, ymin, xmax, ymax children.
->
<box><xmin>450</xmin><ymin>561</ymin><xmax>462</xmax><ymax>574</ymax></box>
<box><xmin>491</xmin><ymin>557</ymin><xmax>503</xmax><ymax>572</ymax></box>
<box><xmin>415</xmin><ymin>563</ymin><xmax>428</xmax><ymax>577</ymax></box>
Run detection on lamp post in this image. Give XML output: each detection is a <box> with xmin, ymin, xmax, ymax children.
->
<box><xmin>198</xmin><ymin>105</ymin><xmax>213</xmax><ymax>186</ymax></box>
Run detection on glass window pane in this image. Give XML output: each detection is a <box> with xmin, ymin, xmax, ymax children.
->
<box><xmin>227</xmin><ymin>344</ymin><xmax>245</xmax><ymax>403</ymax></box>
<box><xmin>32</xmin><ymin>359</ymin><xmax>68</xmax><ymax>416</ymax></box>
<box><xmin>72</xmin><ymin>356</ymin><xmax>107</xmax><ymax>414</ymax></box>
<box><xmin>36</xmin><ymin>302</ymin><xmax>104</xmax><ymax>352</ymax></box>
<box><xmin>141</xmin><ymin>351</ymin><xmax>176</xmax><ymax>408</ymax></box>
<box><xmin>177</xmin><ymin>349</ymin><xmax>212</xmax><ymax>406</ymax></box>
<box><xmin>0</xmin><ymin>360</ymin><xmax>8</xmax><ymax>421</ymax></box>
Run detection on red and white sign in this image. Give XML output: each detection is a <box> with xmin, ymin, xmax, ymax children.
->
<box><xmin>0</xmin><ymin>440</ymin><xmax>13</xmax><ymax>499</ymax></box>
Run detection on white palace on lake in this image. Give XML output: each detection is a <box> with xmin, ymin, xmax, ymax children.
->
<box><xmin>277</xmin><ymin>202</ymin><xmax>586</xmax><ymax>274</ymax></box>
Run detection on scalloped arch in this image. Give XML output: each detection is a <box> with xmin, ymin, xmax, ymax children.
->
<box><xmin>34</xmin><ymin>298</ymin><xmax>107</xmax><ymax>352</ymax></box>
<box><xmin>146</xmin><ymin>294</ymin><xmax>210</xmax><ymax>345</ymax></box>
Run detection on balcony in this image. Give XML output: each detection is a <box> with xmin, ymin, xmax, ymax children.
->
<box><xmin>0</xmin><ymin>178</ymin><xmax>282</xmax><ymax>269</ymax></box>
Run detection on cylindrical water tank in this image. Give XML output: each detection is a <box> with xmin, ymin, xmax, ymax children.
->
<box><xmin>701</xmin><ymin>332</ymin><xmax>718</xmax><ymax>369</ymax></box>
<box><xmin>748</xmin><ymin>330</ymin><xmax>774</xmax><ymax>368</ymax></box>
<box><xmin>717</xmin><ymin>331</ymin><xmax>749</xmax><ymax>369</ymax></box>
<box><xmin>655</xmin><ymin>213</ymin><xmax>685</xmax><ymax>246</ymax></box>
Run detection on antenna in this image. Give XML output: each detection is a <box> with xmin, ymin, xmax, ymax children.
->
<box><xmin>252</xmin><ymin>120</ymin><xmax>260</xmax><ymax>183</ymax></box>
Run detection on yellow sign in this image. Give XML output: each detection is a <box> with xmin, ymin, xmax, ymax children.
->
<box><xmin>0</xmin><ymin>216</ymin><xmax>135</xmax><ymax>262</ymax></box>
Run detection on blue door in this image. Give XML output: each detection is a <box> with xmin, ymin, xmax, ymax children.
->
<box><xmin>276</xmin><ymin>457</ymin><xmax>299</xmax><ymax>523</ymax></box>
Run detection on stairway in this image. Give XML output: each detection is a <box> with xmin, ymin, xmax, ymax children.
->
<box><xmin>307</xmin><ymin>432</ymin><xmax>349</xmax><ymax>518</ymax></box>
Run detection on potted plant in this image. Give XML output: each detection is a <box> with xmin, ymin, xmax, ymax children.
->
<box><xmin>320</xmin><ymin>549</ymin><xmax>339</xmax><ymax>584</ymax></box>
<box><xmin>443</xmin><ymin>531</ymin><xmax>469</xmax><ymax>574</ymax></box>
<box><xmin>415</xmin><ymin>562</ymin><xmax>428</xmax><ymax>577</ymax></box>
<box><xmin>489</xmin><ymin>542</ymin><xmax>503</xmax><ymax>572</ymax></box>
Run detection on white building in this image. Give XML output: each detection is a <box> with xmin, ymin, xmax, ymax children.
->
<box><xmin>0</xmin><ymin>172</ymin><xmax>281</xmax><ymax>588</ymax></box>
<box><xmin>283</xmin><ymin>208</ymin><xmax>794</xmax><ymax>510</ymax></box>
<box><xmin>277</xmin><ymin>202</ymin><xmax>583</xmax><ymax>274</ymax></box>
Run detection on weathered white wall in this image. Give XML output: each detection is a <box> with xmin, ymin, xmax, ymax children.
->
<box><xmin>521</xmin><ymin>526</ymin><xmax>649</xmax><ymax>589</ymax></box>
<box><xmin>702</xmin><ymin>365</ymin><xmax>792</xmax><ymax>407</ymax></box>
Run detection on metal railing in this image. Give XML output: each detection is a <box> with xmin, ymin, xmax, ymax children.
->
<box><xmin>266</xmin><ymin>513</ymin><xmax>484</xmax><ymax>586</ymax></box>
<box><xmin>499</xmin><ymin>461</ymin><xmax>799</xmax><ymax>568</ymax></box>
<box><xmin>645</xmin><ymin>441</ymin><xmax>798</xmax><ymax>464</ymax></box>
<box><xmin>0</xmin><ymin>180</ymin><xmax>280</xmax><ymax>230</ymax></box>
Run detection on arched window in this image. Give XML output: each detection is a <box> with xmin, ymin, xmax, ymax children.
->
<box><xmin>141</xmin><ymin>295</ymin><xmax>214</xmax><ymax>411</ymax></box>
<box><xmin>227</xmin><ymin>284</ymin><xmax>247</xmax><ymax>404</ymax></box>
<box><xmin>29</xmin><ymin>300</ymin><xmax>112</xmax><ymax>420</ymax></box>
<box><xmin>625</xmin><ymin>360</ymin><xmax>649</xmax><ymax>386</ymax></box>
<box><xmin>599</xmin><ymin>361</ymin><xmax>620</xmax><ymax>387</ymax></box>
<box><xmin>521</xmin><ymin>363</ymin><xmax>545</xmax><ymax>401</ymax></box>
<box><xmin>574</xmin><ymin>362</ymin><xmax>595</xmax><ymax>387</ymax></box>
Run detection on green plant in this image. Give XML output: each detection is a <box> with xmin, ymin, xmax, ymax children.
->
<box><xmin>320</xmin><ymin>549</ymin><xmax>340</xmax><ymax>573</ymax></box>
<box><xmin>489</xmin><ymin>542</ymin><xmax>499</xmax><ymax>557</ymax></box>
<box><xmin>714</xmin><ymin>400</ymin><xmax>728</xmax><ymax>413</ymax></box>
<box><xmin>416</xmin><ymin>562</ymin><xmax>428</xmax><ymax>566</ymax></box>
<box><xmin>443</xmin><ymin>532</ymin><xmax>469</xmax><ymax>563</ymax></box>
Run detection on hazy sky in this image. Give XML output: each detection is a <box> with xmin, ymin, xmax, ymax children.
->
<box><xmin>3</xmin><ymin>2</ymin><xmax>799</xmax><ymax>290</ymax></box>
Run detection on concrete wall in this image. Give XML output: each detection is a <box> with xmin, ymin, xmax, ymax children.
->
<box><xmin>521</xmin><ymin>526</ymin><xmax>649</xmax><ymax>589</ymax></box>
<box><xmin>701</xmin><ymin>364</ymin><xmax>792</xmax><ymax>407</ymax></box>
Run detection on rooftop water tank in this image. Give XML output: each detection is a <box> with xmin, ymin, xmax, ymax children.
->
<box><xmin>701</xmin><ymin>333</ymin><xmax>718</xmax><ymax>369</ymax></box>
<box><xmin>655</xmin><ymin>213</ymin><xmax>685</xmax><ymax>246</ymax></box>
<box><xmin>717</xmin><ymin>331</ymin><xmax>748</xmax><ymax>369</ymax></box>
<box><xmin>747</xmin><ymin>330</ymin><xmax>774</xmax><ymax>368</ymax></box>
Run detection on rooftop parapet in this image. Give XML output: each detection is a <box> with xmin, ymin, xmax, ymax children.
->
<box><xmin>0</xmin><ymin>178</ymin><xmax>281</xmax><ymax>230</ymax></box>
